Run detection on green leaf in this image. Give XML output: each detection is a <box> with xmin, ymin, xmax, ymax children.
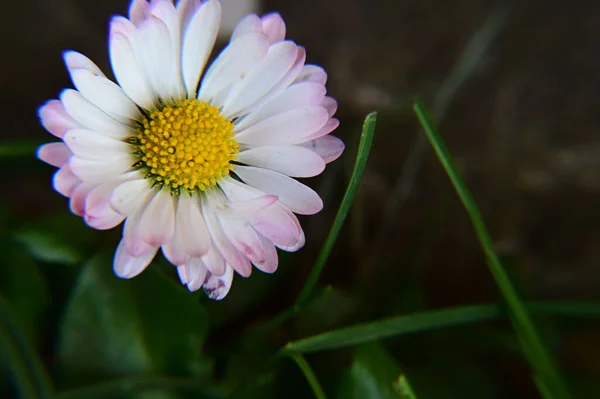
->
<box><xmin>296</xmin><ymin>112</ymin><xmax>377</xmax><ymax>305</ymax></box>
<box><xmin>338</xmin><ymin>343</ymin><xmax>405</xmax><ymax>399</ymax></box>
<box><xmin>288</xmin><ymin>353</ymin><xmax>327</xmax><ymax>399</ymax></box>
<box><xmin>13</xmin><ymin>212</ymin><xmax>98</xmax><ymax>266</ymax></box>
<box><xmin>0</xmin><ymin>140</ymin><xmax>44</xmax><ymax>159</ymax></box>
<box><xmin>413</xmin><ymin>101</ymin><xmax>570</xmax><ymax>399</ymax></box>
<box><xmin>58</xmin><ymin>253</ymin><xmax>211</xmax><ymax>389</ymax></box>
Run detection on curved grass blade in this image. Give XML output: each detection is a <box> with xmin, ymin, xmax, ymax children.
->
<box><xmin>413</xmin><ymin>101</ymin><xmax>570</xmax><ymax>399</ymax></box>
<box><xmin>288</xmin><ymin>353</ymin><xmax>327</xmax><ymax>399</ymax></box>
<box><xmin>296</xmin><ymin>112</ymin><xmax>378</xmax><ymax>306</ymax></box>
<box><xmin>283</xmin><ymin>301</ymin><xmax>600</xmax><ymax>354</ymax></box>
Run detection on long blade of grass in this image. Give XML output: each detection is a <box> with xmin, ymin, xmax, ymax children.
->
<box><xmin>413</xmin><ymin>101</ymin><xmax>570</xmax><ymax>399</ymax></box>
<box><xmin>288</xmin><ymin>353</ymin><xmax>328</xmax><ymax>399</ymax></box>
<box><xmin>0</xmin><ymin>295</ymin><xmax>53</xmax><ymax>399</ymax></box>
<box><xmin>296</xmin><ymin>112</ymin><xmax>377</xmax><ymax>306</ymax></box>
<box><xmin>0</xmin><ymin>140</ymin><xmax>44</xmax><ymax>158</ymax></box>
<box><xmin>283</xmin><ymin>301</ymin><xmax>600</xmax><ymax>354</ymax></box>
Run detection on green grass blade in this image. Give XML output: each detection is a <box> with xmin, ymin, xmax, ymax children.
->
<box><xmin>283</xmin><ymin>301</ymin><xmax>600</xmax><ymax>354</ymax></box>
<box><xmin>296</xmin><ymin>112</ymin><xmax>377</xmax><ymax>306</ymax></box>
<box><xmin>0</xmin><ymin>295</ymin><xmax>53</xmax><ymax>399</ymax></box>
<box><xmin>288</xmin><ymin>353</ymin><xmax>328</xmax><ymax>399</ymax></box>
<box><xmin>412</xmin><ymin>101</ymin><xmax>570</xmax><ymax>399</ymax></box>
<box><xmin>396</xmin><ymin>375</ymin><xmax>418</xmax><ymax>399</ymax></box>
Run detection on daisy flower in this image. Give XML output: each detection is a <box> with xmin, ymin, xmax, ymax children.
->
<box><xmin>36</xmin><ymin>0</ymin><xmax>343</xmax><ymax>300</ymax></box>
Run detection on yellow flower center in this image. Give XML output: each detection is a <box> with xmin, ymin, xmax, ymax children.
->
<box><xmin>133</xmin><ymin>99</ymin><xmax>238</xmax><ymax>193</ymax></box>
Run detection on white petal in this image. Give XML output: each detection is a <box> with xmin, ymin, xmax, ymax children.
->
<box><xmin>123</xmin><ymin>200</ymin><xmax>156</xmax><ymax>256</ymax></box>
<box><xmin>52</xmin><ymin>166</ymin><xmax>81</xmax><ymax>197</ymax></box>
<box><xmin>306</xmin><ymin>118</ymin><xmax>340</xmax><ymax>141</ymax></box>
<box><xmin>150</xmin><ymin>0</ymin><xmax>185</xmax><ymax>99</ymax></box>
<box><xmin>114</xmin><ymin>239</ymin><xmax>157</xmax><ymax>278</ymax></box>
<box><xmin>202</xmin><ymin>190</ymin><xmax>252</xmax><ymax>275</ymax></box>
<box><xmin>138</xmin><ymin>190</ymin><xmax>175</xmax><ymax>246</ymax></box>
<box><xmin>111</xmin><ymin>178</ymin><xmax>151</xmax><ymax>215</ymax></box>
<box><xmin>38</xmin><ymin>100</ymin><xmax>82</xmax><ymax>139</ymax></box>
<box><xmin>109</xmin><ymin>32</ymin><xmax>156</xmax><ymax>110</ymax></box>
<box><xmin>219</xmin><ymin>217</ymin><xmax>265</xmax><ymax>277</ymax></box>
<box><xmin>37</xmin><ymin>142</ymin><xmax>71</xmax><ymax>167</ymax></box>
<box><xmin>237</xmin><ymin>146</ymin><xmax>325</xmax><ymax>178</ymax></box>
<box><xmin>182</xmin><ymin>257</ymin><xmax>209</xmax><ymax>291</ymax></box>
<box><xmin>234</xmin><ymin>82</ymin><xmax>326</xmax><ymax>132</ymax></box>
<box><xmin>323</xmin><ymin>96</ymin><xmax>337</xmax><ymax>117</ymax></box>
<box><xmin>69</xmin><ymin>156</ymin><xmax>133</xmax><ymax>183</ymax></box>
<box><xmin>235</xmin><ymin>106</ymin><xmax>329</xmax><ymax>146</ymax></box>
<box><xmin>70</xmin><ymin>69</ymin><xmax>141</xmax><ymax>122</ymax></box>
<box><xmin>215</xmin><ymin>195</ymin><xmax>278</xmax><ymax>218</ymax></box>
<box><xmin>198</xmin><ymin>32</ymin><xmax>269</xmax><ymax>102</ymax></box>
<box><xmin>162</xmin><ymin>242</ymin><xmax>188</xmax><ymax>266</ymax></box>
<box><xmin>255</xmin><ymin>232</ymin><xmax>278</xmax><ymax>273</ymax></box>
<box><xmin>200</xmin><ymin>240</ymin><xmax>226</xmax><ymax>276</ymax></box>
<box><xmin>177</xmin><ymin>0</ymin><xmax>202</xmax><ymax>33</ymax></box>
<box><xmin>260</xmin><ymin>13</ymin><xmax>286</xmax><ymax>43</ymax></box>
<box><xmin>181</xmin><ymin>0</ymin><xmax>221</xmax><ymax>96</ymax></box>
<box><xmin>221</xmin><ymin>41</ymin><xmax>298</xmax><ymax>117</ymax></box>
<box><xmin>137</xmin><ymin>15</ymin><xmax>175</xmax><ymax>101</ymax></box>
<box><xmin>63</xmin><ymin>129</ymin><xmax>131</xmax><ymax>161</ymax></box>
<box><xmin>294</xmin><ymin>65</ymin><xmax>327</xmax><ymax>85</ymax></box>
<box><xmin>230</xmin><ymin>14</ymin><xmax>262</xmax><ymax>41</ymax></box>
<box><xmin>299</xmin><ymin>135</ymin><xmax>345</xmax><ymax>163</ymax></box>
<box><xmin>63</xmin><ymin>51</ymin><xmax>106</xmax><ymax>77</ymax></box>
<box><xmin>234</xmin><ymin>165</ymin><xmax>323</xmax><ymax>215</ymax></box>
<box><xmin>60</xmin><ymin>90</ymin><xmax>133</xmax><ymax>139</ymax></box>
<box><xmin>175</xmin><ymin>195</ymin><xmax>210</xmax><ymax>257</ymax></box>
<box><xmin>203</xmin><ymin>265</ymin><xmax>234</xmax><ymax>300</ymax></box>
<box><xmin>69</xmin><ymin>182</ymin><xmax>96</xmax><ymax>216</ymax></box>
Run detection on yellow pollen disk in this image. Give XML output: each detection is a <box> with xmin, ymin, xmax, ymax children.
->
<box><xmin>135</xmin><ymin>99</ymin><xmax>238</xmax><ymax>192</ymax></box>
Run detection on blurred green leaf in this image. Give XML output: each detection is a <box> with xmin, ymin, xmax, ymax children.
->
<box><xmin>13</xmin><ymin>213</ymin><xmax>97</xmax><ymax>266</ymax></box>
<box><xmin>0</xmin><ymin>140</ymin><xmax>44</xmax><ymax>159</ymax></box>
<box><xmin>338</xmin><ymin>343</ymin><xmax>406</xmax><ymax>399</ymax></box>
<box><xmin>58</xmin><ymin>254</ymin><xmax>211</xmax><ymax>390</ymax></box>
<box><xmin>288</xmin><ymin>353</ymin><xmax>327</xmax><ymax>399</ymax></box>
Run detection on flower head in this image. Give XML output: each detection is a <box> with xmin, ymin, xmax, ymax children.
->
<box><xmin>37</xmin><ymin>0</ymin><xmax>343</xmax><ymax>300</ymax></box>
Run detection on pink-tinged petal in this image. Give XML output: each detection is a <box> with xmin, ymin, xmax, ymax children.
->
<box><xmin>234</xmin><ymin>165</ymin><xmax>323</xmax><ymax>215</ymax></box>
<box><xmin>38</xmin><ymin>100</ymin><xmax>81</xmax><ymax>139</ymax></box>
<box><xmin>69</xmin><ymin>183</ymin><xmax>96</xmax><ymax>216</ymax></box>
<box><xmin>215</xmin><ymin>194</ymin><xmax>278</xmax><ymax>217</ymax></box>
<box><xmin>260</xmin><ymin>13</ymin><xmax>286</xmax><ymax>43</ymax></box>
<box><xmin>52</xmin><ymin>165</ymin><xmax>81</xmax><ymax>197</ymax></box>
<box><xmin>306</xmin><ymin>118</ymin><xmax>340</xmax><ymax>141</ymax></box>
<box><xmin>138</xmin><ymin>190</ymin><xmax>175</xmax><ymax>247</ymax></box>
<box><xmin>63</xmin><ymin>129</ymin><xmax>131</xmax><ymax>161</ymax></box>
<box><xmin>180</xmin><ymin>257</ymin><xmax>209</xmax><ymax>291</ymax></box>
<box><xmin>294</xmin><ymin>65</ymin><xmax>327</xmax><ymax>85</ymax></box>
<box><xmin>202</xmin><ymin>191</ymin><xmax>252</xmax><ymax>276</ymax></box>
<box><xmin>109</xmin><ymin>32</ymin><xmax>156</xmax><ymax>110</ymax></box>
<box><xmin>236</xmin><ymin>146</ymin><xmax>326</xmax><ymax>178</ymax></box>
<box><xmin>323</xmin><ymin>96</ymin><xmax>337</xmax><ymax>117</ymax></box>
<box><xmin>123</xmin><ymin>202</ymin><xmax>156</xmax><ymax>256</ymax></box>
<box><xmin>200</xmin><ymin>241</ymin><xmax>226</xmax><ymax>276</ymax></box>
<box><xmin>69</xmin><ymin>69</ymin><xmax>141</xmax><ymax>122</ymax></box>
<box><xmin>235</xmin><ymin>106</ymin><xmax>329</xmax><ymax>146</ymax></box>
<box><xmin>198</xmin><ymin>32</ymin><xmax>269</xmax><ymax>102</ymax></box>
<box><xmin>230</xmin><ymin>14</ymin><xmax>262</xmax><ymax>41</ymax></box>
<box><xmin>60</xmin><ymin>90</ymin><xmax>132</xmax><ymax>139</ymax></box>
<box><xmin>63</xmin><ymin>51</ymin><xmax>106</xmax><ymax>77</ymax></box>
<box><xmin>255</xmin><ymin>232</ymin><xmax>278</xmax><ymax>273</ymax></box>
<box><xmin>85</xmin><ymin>182</ymin><xmax>126</xmax><ymax>230</ymax></box>
<box><xmin>69</xmin><ymin>156</ymin><xmax>133</xmax><ymax>184</ymax></box>
<box><xmin>181</xmin><ymin>0</ymin><xmax>221</xmax><ymax>96</ymax></box>
<box><xmin>234</xmin><ymin>82</ymin><xmax>326</xmax><ymax>132</ymax></box>
<box><xmin>162</xmin><ymin>242</ymin><xmax>189</xmax><ymax>266</ymax></box>
<box><xmin>113</xmin><ymin>238</ymin><xmax>157</xmax><ymax>279</ymax></box>
<box><xmin>175</xmin><ymin>195</ymin><xmax>210</xmax><ymax>258</ymax></box>
<box><xmin>218</xmin><ymin>177</ymin><xmax>304</xmax><ymax>251</ymax></box>
<box><xmin>222</xmin><ymin>41</ymin><xmax>298</xmax><ymax>118</ymax></box>
<box><xmin>203</xmin><ymin>265</ymin><xmax>234</xmax><ymax>300</ymax></box>
<box><xmin>128</xmin><ymin>0</ymin><xmax>150</xmax><ymax>27</ymax></box>
<box><xmin>299</xmin><ymin>135</ymin><xmax>345</xmax><ymax>163</ymax></box>
<box><xmin>111</xmin><ymin>178</ymin><xmax>151</xmax><ymax>215</ymax></box>
<box><xmin>37</xmin><ymin>142</ymin><xmax>71</xmax><ymax>167</ymax></box>
<box><xmin>177</xmin><ymin>264</ymin><xmax>189</xmax><ymax>284</ymax></box>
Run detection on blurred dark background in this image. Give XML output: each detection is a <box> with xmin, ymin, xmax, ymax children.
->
<box><xmin>1</xmin><ymin>0</ymin><xmax>600</xmax><ymax>398</ymax></box>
